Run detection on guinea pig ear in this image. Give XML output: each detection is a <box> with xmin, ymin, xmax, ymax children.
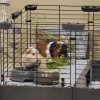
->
<box><xmin>26</xmin><ymin>49</ymin><xmax>31</xmax><ymax>54</ymax></box>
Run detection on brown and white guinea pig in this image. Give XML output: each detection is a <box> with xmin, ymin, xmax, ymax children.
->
<box><xmin>22</xmin><ymin>47</ymin><xmax>47</xmax><ymax>71</ymax></box>
<box><xmin>36</xmin><ymin>39</ymin><xmax>68</xmax><ymax>58</ymax></box>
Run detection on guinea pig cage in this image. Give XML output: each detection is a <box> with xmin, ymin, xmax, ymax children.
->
<box><xmin>1</xmin><ymin>5</ymin><xmax>100</xmax><ymax>100</ymax></box>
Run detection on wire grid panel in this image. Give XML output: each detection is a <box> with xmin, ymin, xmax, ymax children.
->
<box><xmin>0</xmin><ymin>5</ymin><xmax>100</xmax><ymax>88</ymax></box>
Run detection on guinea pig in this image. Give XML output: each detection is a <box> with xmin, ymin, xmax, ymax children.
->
<box><xmin>22</xmin><ymin>47</ymin><xmax>47</xmax><ymax>71</ymax></box>
<box><xmin>36</xmin><ymin>39</ymin><xmax>68</xmax><ymax>58</ymax></box>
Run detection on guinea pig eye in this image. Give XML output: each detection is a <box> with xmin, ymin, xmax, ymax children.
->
<box><xmin>32</xmin><ymin>53</ymin><xmax>35</xmax><ymax>55</ymax></box>
<box><xmin>56</xmin><ymin>44</ymin><xmax>59</xmax><ymax>48</ymax></box>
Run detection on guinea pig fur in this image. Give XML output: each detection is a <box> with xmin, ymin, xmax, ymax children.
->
<box><xmin>22</xmin><ymin>47</ymin><xmax>47</xmax><ymax>71</ymax></box>
<box><xmin>36</xmin><ymin>39</ymin><xmax>68</xmax><ymax>58</ymax></box>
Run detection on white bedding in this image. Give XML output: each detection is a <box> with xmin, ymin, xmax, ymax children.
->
<box><xmin>90</xmin><ymin>81</ymin><xmax>100</xmax><ymax>89</ymax></box>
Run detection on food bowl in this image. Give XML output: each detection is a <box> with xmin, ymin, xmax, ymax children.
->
<box><xmin>34</xmin><ymin>70</ymin><xmax>59</xmax><ymax>85</ymax></box>
<box><xmin>10</xmin><ymin>67</ymin><xmax>60</xmax><ymax>85</ymax></box>
<box><xmin>10</xmin><ymin>67</ymin><xmax>35</xmax><ymax>82</ymax></box>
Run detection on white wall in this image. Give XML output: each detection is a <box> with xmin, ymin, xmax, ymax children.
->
<box><xmin>10</xmin><ymin>0</ymin><xmax>100</xmax><ymax>9</ymax></box>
